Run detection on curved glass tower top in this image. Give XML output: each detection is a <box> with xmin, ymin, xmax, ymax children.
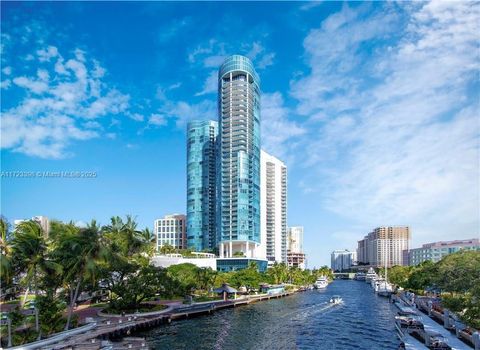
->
<box><xmin>218</xmin><ymin>55</ymin><xmax>260</xmax><ymax>87</ymax></box>
<box><xmin>218</xmin><ymin>54</ymin><xmax>261</xmax><ymax>258</ymax></box>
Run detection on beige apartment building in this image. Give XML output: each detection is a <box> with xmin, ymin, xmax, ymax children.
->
<box><xmin>357</xmin><ymin>226</ymin><xmax>410</xmax><ymax>267</ymax></box>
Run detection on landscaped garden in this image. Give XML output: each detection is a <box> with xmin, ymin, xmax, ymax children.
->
<box><xmin>0</xmin><ymin>215</ymin><xmax>329</xmax><ymax>347</ymax></box>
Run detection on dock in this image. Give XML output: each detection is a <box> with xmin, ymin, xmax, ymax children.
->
<box><xmin>13</xmin><ymin>291</ymin><xmax>296</xmax><ymax>349</ymax></box>
<box><xmin>393</xmin><ymin>294</ymin><xmax>476</xmax><ymax>350</ymax></box>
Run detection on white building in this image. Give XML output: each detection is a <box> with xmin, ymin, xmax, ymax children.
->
<box><xmin>152</xmin><ymin>252</ymin><xmax>216</xmax><ymax>270</ymax></box>
<box><xmin>256</xmin><ymin>150</ymin><xmax>287</xmax><ymax>264</ymax></box>
<box><xmin>14</xmin><ymin>216</ymin><xmax>50</xmax><ymax>237</ymax></box>
<box><xmin>155</xmin><ymin>214</ymin><xmax>186</xmax><ymax>251</ymax></box>
<box><xmin>331</xmin><ymin>250</ymin><xmax>356</xmax><ymax>272</ymax></box>
<box><xmin>287</xmin><ymin>226</ymin><xmax>306</xmax><ymax>269</ymax></box>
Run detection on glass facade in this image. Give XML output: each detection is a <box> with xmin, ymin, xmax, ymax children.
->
<box><xmin>186</xmin><ymin>120</ymin><xmax>218</xmax><ymax>252</ymax></box>
<box><xmin>218</xmin><ymin>55</ymin><xmax>261</xmax><ymax>254</ymax></box>
<box><xmin>216</xmin><ymin>258</ymin><xmax>268</xmax><ymax>272</ymax></box>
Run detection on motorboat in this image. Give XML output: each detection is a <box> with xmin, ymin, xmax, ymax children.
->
<box><xmin>395</xmin><ymin>314</ymin><xmax>424</xmax><ymax>338</ymax></box>
<box><xmin>329</xmin><ymin>295</ymin><xmax>343</xmax><ymax>305</ymax></box>
<box><xmin>365</xmin><ymin>267</ymin><xmax>378</xmax><ymax>283</ymax></box>
<box><xmin>314</xmin><ymin>276</ymin><xmax>329</xmax><ymax>289</ymax></box>
<box><xmin>425</xmin><ymin>331</ymin><xmax>451</xmax><ymax>350</ymax></box>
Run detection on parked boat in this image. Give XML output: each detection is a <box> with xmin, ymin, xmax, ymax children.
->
<box><xmin>365</xmin><ymin>267</ymin><xmax>378</xmax><ymax>283</ymax></box>
<box><xmin>376</xmin><ymin>280</ymin><xmax>394</xmax><ymax>297</ymax></box>
<box><xmin>314</xmin><ymin>276</ymin><xmax>328</xmax><ymax>289</ymax></box>
<box><xmin>425</xmin><ymin>331</ymin><xmax>452</xmax><ymax>350</ymax></box>
<box><xmin>395</xmin><ymin>314</ymin><xmax>424</xmax><ymax>339</ymax></box>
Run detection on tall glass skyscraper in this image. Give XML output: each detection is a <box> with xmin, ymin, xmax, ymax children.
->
<box><xmin>186</xmin><ymin>120</ymin><xmax>218</xmax><ymax>252</ymax></box>
<box><xmin>218</xmin><ymin>55</ymin><xmax>261</xmax><ymax>258</ymax></box>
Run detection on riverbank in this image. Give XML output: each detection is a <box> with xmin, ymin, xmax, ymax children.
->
<box><xmin>13</xmin><ymin>290</ymin><xmax>298</xmax><ymax>349</ymax></box>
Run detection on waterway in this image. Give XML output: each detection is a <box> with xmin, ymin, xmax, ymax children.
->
<box><xmin>140</xmin><ymin>280</ymin><xmax>401</xmax><ymax>349</ymax></box>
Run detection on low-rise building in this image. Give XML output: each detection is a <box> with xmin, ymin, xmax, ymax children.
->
<box><xmin>155</xmin><ymin>214</ymin><xmax>186</xmax><ymax>251</ymax></box>
<box><xmin>216</xmin><ymin>258</ymin><xmax>268</xmax><ymax>273</ymax></box>
<box><xmin>151</xmin><ymin>252</ymin><xmax>216</xmax><ymax>270</ymax></box>
<box><xmin>408</xmin><ymin>238</ymin><xmax>479</xmax><ymax>265</ymax></box>
<box><xmin>151</xmin><ymin>254</ymin><xmax>268</xmax><ymax>272</ymax></box>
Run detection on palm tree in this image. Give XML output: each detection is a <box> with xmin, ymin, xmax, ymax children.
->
<box><xmin>160</xmin><ymin>243</ymin><xmax>175</xmax><ymax>255</ymax></box>
<box><xmin>0</xmin><ymin>217</ymin><xmax>12</xmax><ymax>285</ymax></box>
<box><xmin>56</xmin><ymin>224</ymin><xmax>107</xmax><ymax>330</ymax></box>
<box><xmin>136</xmin><ymin>228</ymin><xmax>156</xmax><ymax>256</ymax></box>
<box><xmin>137</xmin><ymin>227</ymin><xmax>155</xmax><ymax>244</ymax></box>
<box><xmin>11</xmin><ymin>221</ymin><xmax>48</xmax><ymax>307</ymax></box>
<box><xmin>268</xmin><ymin>262</ymin><xmax>288</xmax><ymax>284</ymax></box>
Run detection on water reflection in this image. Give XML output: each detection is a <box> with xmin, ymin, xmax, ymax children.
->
<box><xmin>140</xmin><ymin>280</ymin><xmax>399</xmax><ymax>350</ymax></box>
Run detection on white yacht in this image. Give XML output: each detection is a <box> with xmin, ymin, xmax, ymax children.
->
<box><xmin>365</xmin><ymin>267</ymin><xmax>378</xmax><ymax>283</ymax></box>
<box><xmin>376</xmin><ymin>280</ymin><xmax>394</xmax><ymax>297</ymax></box>
<box><xmin>314</xmin><ymin>276</ymin><xmax>329</xmax><ymax>289</ymax></box>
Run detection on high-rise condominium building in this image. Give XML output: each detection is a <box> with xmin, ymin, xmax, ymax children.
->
<box><xmin>218</xmin><ymin>55</ymin><xmax>261</xmax><ymax>258</ymax></box>
<box><xmin>287</xmin><ymin>226</ymin><xmax>306</xmax><ymax>269</ymax></box>
<box><xmin>258</xmin><ymin>150</ymin><xmax>287</xmax><ymax>263</ymax></box>
<box><xmin>408</xmin><ymin>238</ymin><xmax>479</xmax><ymax>266</ymax></box>
<box><xmin>155</xmin><ymin>214</ymin><xmax>186</xmax><ymax>251</ymax></box>
<box><xmin>331</xmin><ymin>250</ymin><xmax>356</xmax><ymax>272</ymax></box>
<box><xmin>186</xmin><ymin>120</ymin><xmax>218</xmax><ymax>252</ymax></box>
<box><xmin>356</xmin><ymin>226</ymin><xmax>410</xmax><ymax>267</ymax></box>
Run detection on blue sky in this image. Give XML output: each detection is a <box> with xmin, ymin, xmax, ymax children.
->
<box><xmin>1</xmin><ymin>1</ymin><xmax>479</xmax><ymax>267</ymax></box>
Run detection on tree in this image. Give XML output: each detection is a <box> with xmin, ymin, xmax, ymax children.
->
<box><xmin>227</xmin><ymin>263</ymin><xmax>263</xmax><ymax>289</ymax></box>
<box><xmin>196</xmin><ymin>267</ymin><xmax>217</xmax><ymax>291</ymax></box>
<box><xmin>267</xmin><ymin>262</ymin><xmax>289</xmax><ymax>284</ymax></box>
<box><xmin>53</xmin><ymin>223</ymin><xmax>106</xmax><ymax>330</ymax></box>
<box><xmin>0</xmin><ymin>216</ymin><xmax>13</xmax><ymax>287</ymax></box>
<box><xmin>11</xmin><ymin>221</ymin><xmax>50</xmax><ymax>307</ymax></box>
<box><xmin>433</xmin><ymin>250</ymin><xmax>480</xmax><ymax>294</ymax></box>
<box><xmin>160</xmin><ymin>243</ymin><xmax>175</xmax><ymax>255</ymax></box>
<box><xmin>406</xmin><ymin>260</ymin><xmax>437</xmax><ymax>291</ymax></box>
<box><xmin>387</xmin><ymin>265</ymin><xmax>412</xmax><ymax>288</ymax></box>
<box><xmin>166</xmin><ymin>263</ymin><xmax>199</xmax><ymax>295</ymax></box>
<box><xmin>109</xmin><ymin>265</ymin><xmax>172</xmax><ymax>311</ymax></box>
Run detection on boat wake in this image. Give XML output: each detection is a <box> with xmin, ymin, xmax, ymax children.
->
<box><xmin>287</xmin><ymin>301</ymin><xmax>341</xmax><ymax>323</ymax></box>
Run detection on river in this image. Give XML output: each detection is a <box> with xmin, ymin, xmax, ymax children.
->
<box><xmin>140</xmin><ymin>280</ymin><xmax>401</xmax><ymax>349</ymax></box>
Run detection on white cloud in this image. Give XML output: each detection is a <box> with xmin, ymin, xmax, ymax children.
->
<box><xmin>37</xmin><ymin>46</ymin><xmax>59</xmax><ymax>62</ymax></box>
<box><xmin>1</xmin><ymin>80</ymin><xmax>11</xmax><ymax>89</ymax></box>
<box><xmin>195</xmin><ymin>70</ymin><xmax>217</xmax><ymax>96</ymax></box>
<box><xmin>13</xmin><ymin>76</ymin><xmax>49</xmax><ymax>94</ymax></box>
<box><xmin>257</xmin><ymin>52</ymin><xmax>275</xmax><ymax>69</ymax></box>
<box><xmin>261</xmin><ymin>92</ymin><xmax>305</xmax><ymax>161</ymax></box>
<box><xmin>1</xmin><ymin>46</ymin><xmax>131</xmax><ymax>159</ymax></box>
<box><xmin>2</xmin><ymin>66</ymin><xmax>12</xmax><ymax>75</ymax></box>
<box><xmin>162</xmin><ymin>99</ymin><xmax>217</xmax><ymax>128</ymax></box>
<box><xmin>247</xmin><ymin>42</ymin><xmax>264</xmax><ymax>60</ymax></box>
<box><xmin>291</xmin><ymin>2</ymin><xmax>480</xmax><ymax>246</ymax></box>
<box><xmin>148</xmin><ymin>114</ymin><xmax>167</xmax><ymax>126</ymax></box>
<box><xmin>128</xmin><ymin>113</ymin><xmax>145</xmax><ymax>122</ymax></box>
